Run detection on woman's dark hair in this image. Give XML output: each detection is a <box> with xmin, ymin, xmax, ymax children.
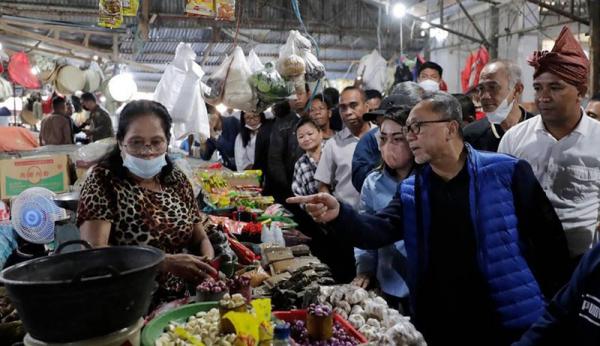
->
<box><xmin>323</xmin><ymin>87</ymin><xmax>340</xmax><ymax>106</ymax></box>
<box><xmin>98</xmin><ymin>100</ymin><xmax>175</xmax><ymax>184</ymax></box>
<box><xmin>452</xmin><ymin>93</ymin><xmax>476</xmax><ymax>124</ymax></box>
<box><xmin>239</xmin><ymin>111</ymin><xmax>266</xmax><ymax>147</ymax></box>
<box><xmin>378</xmin><ymin>106</ymin><xmax>414</xmax><ymax>178</ymax></box>
<box><xmin>295</xmin><ymin>117</ymin><xmax>321</xmax><ymax>132</ymax></box>
<box><xmin>310</xmin><ymin>93</ymin><xmax>333</xmax><ymax>110</ymax></box>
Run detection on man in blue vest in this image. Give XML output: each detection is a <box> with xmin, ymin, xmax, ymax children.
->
<box><xmin>288</xmin><ymin>91</ymin><xmax>571</xmax><ymax>346</ymax></box>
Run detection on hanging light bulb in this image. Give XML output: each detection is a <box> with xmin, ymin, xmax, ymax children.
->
<box><xmin>108</xmin><ymin>73</ymin><xmax>137</xmax><ymax>102</ymax></box>
<box><xmin>392</xmin><ymin>3</ymin><xmax>407</xmax><ymax>18</ymax></box>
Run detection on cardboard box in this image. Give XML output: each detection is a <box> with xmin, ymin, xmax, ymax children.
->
<box><xmin>0</xmin><ymin>155</ymin><xmax>69</xmax><ymax>199</ymax></box>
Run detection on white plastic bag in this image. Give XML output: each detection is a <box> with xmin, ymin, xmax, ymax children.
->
<box><xmin>247</xmin><ymin>49</ymin><xmax>264</xmax><ymax>73</ymax></box>
<box><xmin>154</xmin><ymin>42</ymin><xmax>209</xmax><ymax>139</ymax></box>
<box><xmin>222</xmin><ymin>46</ymin><xmax>257</xmax><ymax>112</ymax></box>
<box><xmin>277</xmin><ymin>30</ymin><xmax>307</xmax><ymax>79</ymax></box>
<box><xmin>357</xmin><ymin>49</ymin><xmax>387</xmax><ymax>92</ymax></box>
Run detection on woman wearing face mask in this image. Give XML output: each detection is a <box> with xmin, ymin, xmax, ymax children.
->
<box><xmin>78</xmin><ymin>100</ymin><xmax>216</xmax><ymax>305</ymax></box>
<box><xmin>234</xmin><ymin>111</ymin><xmax>273</xmax><ymax>173</ymax></box>
<box><xmin>352</xmin><ymin>106</ymin><xmax>414</xmax><ymax>314</ymax></box>
<box><xmin>292</xmin><ymin>118</ymin><xmax>324</xmax><ymax>196</ymax></box>
<box><xmin>309</xmin><ymin>94</ymin><xmax>336</xmax><ymax>141</ymax></box>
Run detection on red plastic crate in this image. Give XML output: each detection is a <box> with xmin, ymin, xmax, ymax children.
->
<box><xmin>272</xmin><ymin>309</ymin><xmax>368</xmax><ymax>344</ymax></box>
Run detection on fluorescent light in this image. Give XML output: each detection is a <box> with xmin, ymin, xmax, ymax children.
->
<box><xmin>421</xmin><ymin>22</ymin><xmax>430</xmax><ymax>29</ymax></box>
<box><xmin>215</xmin><ymin>103</ymin><xmax>227</xmax><ymax>114</ymax></box>
<box><xmin>392</xmin><ymin>3</ymin><xmax>407</xmax><ymax>18</ymax></box>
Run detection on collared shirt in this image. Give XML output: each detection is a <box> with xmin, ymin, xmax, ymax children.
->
<box><xmin>234</xmin><ymin>132</ymin><xmax>256</xmax><ymax>172</ymax></box>
<box><xmin>352</xmin><ymin>127</ymin><xmax>381</xmax><ymax>191</ymax></box>
<box><xmin>315</xmin><ymin>126</ymin><xmax>369</xmax><ymax>208</ymax></box>
<box><xmin>464</xmin><ymin>106</ymin><xmax>535</xmax><ymax>152</ymax></box>
<box><xmin>499</xmin><ymin>111</ymin><xmax>600</xmax><ymax>257</ymax></box>
<box><xmin>39</xmin><ymin>113</ymin><xmax>74</xmax><ymax>145</ymax></box>
<box><xmin>356</xmin><ymin>168</ymin><xmax>408</xmax><ymax>298</ymax></box>
<box><xmin>292</xmin><ymin>151</ymin><xmax>320</xmax><ymax>196</ymax></box>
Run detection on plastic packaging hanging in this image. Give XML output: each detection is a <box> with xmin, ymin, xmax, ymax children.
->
<box><xmin>250</xmin><ymin>61</ymin><xmax>294</xmax><ymax>111</ymax></box>
<box><xmin>222</xmin><ymin>46</ymin><xmax>257</xmax><ymax>112</ymax></box>
<box><xmin>98</xmin><ymin>0</ymin><xmax>123</xmax><ymax>28</ymax></box>
<box><xmin>247</xmin><ymin>49</ymin><xmax>265</xmax><ymax>74</ymax></box>
<box><xmin>357</xmin><ymin>49</ymin><xmax>387</xmax><ymax>92</ymax></box>
<box><xmin>277</xmin><ymin>31</ymin><xmax>307</xmax><ymax>80</ymax></box>
<box><xmin>154</xmin><ymin>43</ymin><xmax>210</xmax><ymax>139</ymax></box>
<box><xmin>0</xmin><ymin>78</ymin><xmax>13</xmax><ymax>102</ymax></box>
<box><xmin>8</xmin><ymin>52</ymin><xmax>40</xmax><ymax>89</ymax></box>
<box><xmin>203</xmin><ymin>54</ymin><xmax>233</xmax><ymax>106</ymax></box>
<box><xmin>122</xmin><ymin>0</ymin><xmax>139</xmax><ymax>16</ymax></box>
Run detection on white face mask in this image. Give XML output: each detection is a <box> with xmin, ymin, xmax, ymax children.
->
<box><xmin>245</xmin><ymin>123</ymin><xmax>262</xmax><ymax>131</ymax></box>
<box><xmin>122</xmin><ymin>153</ymin><xmax>167</xmax><ymax>180</ymax></box>
<box><xmin>485</xmin><ymin>95</ymin><xmax>515</xmax><ymax>125</ymax></box>
<box><xmin>418</xmin><ymin>79</ymin><xmax>440</xmax><ymax>92</ymax></box>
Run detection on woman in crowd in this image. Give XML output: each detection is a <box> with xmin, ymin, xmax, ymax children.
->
<box><xmin>77</xmin><ymin>100</ymin><xmax>216</xmax><ymax>304</ymax></box>
<box><xmin>309</xmin><ymin>94</ymin><xmax>336</xmax><ymax>141</ymax></box>
<box><xmin>292</xmin><ymin>118</ymin><xmax>324</xmax><ymax>196</ymax></box>
<box><xmin>234</xmin><ymin>111</ymin><xmax>273</xmax><ymax>173</ymax></box>
<box><xmin>353</xmin><ymin>106</ymin><xmax>414</xmax><ymax>314</ymax></box>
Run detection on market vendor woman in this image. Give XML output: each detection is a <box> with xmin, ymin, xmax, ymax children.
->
<box><xmin>77</xmin><ymin>100</ymin><xmax>216</xmax><ymax>303</ymax></box>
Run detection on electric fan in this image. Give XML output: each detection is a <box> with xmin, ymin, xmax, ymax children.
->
<box><xmin>10</xmin><ymin>187</ymin><xmax>68</xmax><ymax>244</ymax></box>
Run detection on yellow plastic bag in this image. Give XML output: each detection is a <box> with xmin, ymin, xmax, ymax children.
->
<box><xmin>98</xmin><ymin>0</ymin><xmax>123</xmax><ymax>28</ymax></box>
<box><xmin>185</xmin><ymin>0</ymin><xmax>215</xmax><ymax>17</ymax></box>
<box><xmin>122</xmin><ymin>0</ymin><xmax>139</xmax><ymax>16</ymax></box>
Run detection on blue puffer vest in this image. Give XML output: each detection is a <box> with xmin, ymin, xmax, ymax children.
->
<box><xmin>399</xmin><ymin>144</ymin><xmax>545</xmax><ymax>330</ymax></box>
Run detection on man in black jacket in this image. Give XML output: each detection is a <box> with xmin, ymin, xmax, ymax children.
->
<box><xmin>464</xmin><ymin>60</ymin><xmax>534</xmax><ymax>152</ymax></box>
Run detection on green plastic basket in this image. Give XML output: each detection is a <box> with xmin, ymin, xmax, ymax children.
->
<box><xmin>141</xmin><ymin>301</ymin><xmax>219</xmax><ymax>346</ymax></box>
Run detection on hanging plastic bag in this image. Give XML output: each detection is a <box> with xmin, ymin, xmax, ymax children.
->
<box><xmin>185</xmin><ymin>0</ymin><xmax>215</xmax><ymax>17</ymax></box>
<box><xmin>277</xmin><ymin>31</ymin><xmax>306</xmax><ymax>80</ymax></box>
<box><xmin>154</xmin><ymin>43</ymin><xmax>210</xmax><ymax>139</ymax></box>
<box><xmin>203</xmin><ymin>54</ymin><xmax>234</xmax><ymax>106</ymax></box>
<box><xmin>247</xmin><ymin>49</ymin><xmax>264</xmax><ymax>74</ymax></box>
<box><xmin>8</xmin><ymin>52</ymin><xmax>40</xmax><ymax>89</ymax></box>
<box><xmin>216</xmin><ymin>0</ymin><xmax>236</xmax><ymax>21</ymax></box>
<box><xmin>357</xmin><ymin>49</ymin><xmax>387</xmax><ymax>92</ymax></box>
<box><xmin>250</xmin><ymin>62</ymin><xmax>294</xmax><ymax>106</ymax></box>
<box><xmin>222</xmin><ymin>46</ymin><xmax>257</xmax><ymax>112</ymax></box>
<box><xmin>303</xmin><ymin>51</ymin><xmax>325</xmax><ymax>82</ymax></box>
<box><xmin>98</xmin><ymin>0</ymin><xmax>123</xmax><ymax>29</ymax></box>
<box><xmin>0</xmin><ymin>78</ymin><xmax>13</xmax><ymax>102</ymax></box>
<box><xmin>122</xmin><ymin>0</ymin><xmax>139</xmax><ymax>16</ymax></box>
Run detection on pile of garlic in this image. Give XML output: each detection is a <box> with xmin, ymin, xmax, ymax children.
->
<box><xmin>155</xmin><ymin>308</ymin><xmax>237</xmax><ymax>346</ymax></box>
<box><xmin>317</xmin><ymin>285</ymin><xmax>426</xmax><ymax>346</ymax></box>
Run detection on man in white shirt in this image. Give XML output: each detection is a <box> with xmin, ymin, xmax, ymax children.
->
<box><xmin>499</xmin><ymin>26</ymin><xmax>600</xmax><ymax>259</ymax></box>
<box><xmin>315</xmin><ymin>86</ymin><xmax>371</xmax><ymax>209</ymax></box>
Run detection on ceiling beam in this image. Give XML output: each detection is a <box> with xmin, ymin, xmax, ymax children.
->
<box><xmin>406</xmin><ymin>13</ymin><xmax>486</xmax><ymax>45</ymax></box>
<box><xmin>0</xmin><ymin>23</ymin><xmax>159</xmax><ymax>72</ymax></box>
<box><xmin>455</xmin><ymin>0</ymin><xmax>491</xmax><ymax>46</ymax></box>
<box><xmin>525</xmin><ymin>0</ymin><xmax>589</xmax><ymax>25</ymax></box>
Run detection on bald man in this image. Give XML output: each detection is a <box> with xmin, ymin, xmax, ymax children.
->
<box><xmin>464</xmin><ymin>60</ymin><xmax>535</xmax><ymax>152</ymax></box>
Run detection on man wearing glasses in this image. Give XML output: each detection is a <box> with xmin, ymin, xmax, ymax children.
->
<box><xmin>463</xmin><ymin>60</ymin><xmax>534</xmax><ymax>152</ymax></box>
<box><xmin>288</xmin><ymin>91</ymin><xmax>571</xmax><ymax>346</ymax></box>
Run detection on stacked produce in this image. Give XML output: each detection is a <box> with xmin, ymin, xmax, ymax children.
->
<box><xmin>317</xmin><ymin>285</ymin><xmax>426</xmax><ymax>345</ymax></box>
<box><xmin>155</xmin><ymin>308</ymin><xmax>236</xmax><ymax>346</ymax></box>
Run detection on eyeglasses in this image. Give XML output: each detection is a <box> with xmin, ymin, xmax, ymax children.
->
<box><xmin>403</xmin><ymin>119</ymin><xmax>453</xmax><ymax>135</ymax></box>
<box><xmin>122</xmin><ymin>139</ymin><xmax>167</xmax><ymax>154</ymax></box>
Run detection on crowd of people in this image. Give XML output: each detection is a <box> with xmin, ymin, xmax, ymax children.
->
<box><xmin>39</xmin><ymin>24</ymin><xmax>599</xmax><ymax>345</ymax></box>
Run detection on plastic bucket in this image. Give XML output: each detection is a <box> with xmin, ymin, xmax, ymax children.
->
<box><xmin>23</xmin><ymin>318</ymin><xmax>143</xmax><ymax>346</ymax></box>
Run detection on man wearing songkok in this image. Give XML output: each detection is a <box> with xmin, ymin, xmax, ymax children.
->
<box><xmin>499</xmin><ymin>26</ymin><xmax>600</xmax><ymax>261</ymax></box>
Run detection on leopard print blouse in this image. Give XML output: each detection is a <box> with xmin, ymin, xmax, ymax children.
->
<box><xmin>77</xmin><ymin>165</ymin><xmax>206</xmax><ymax>302</ymax></box>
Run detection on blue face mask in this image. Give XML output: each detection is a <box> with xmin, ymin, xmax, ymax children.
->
<box><xmin>122</xmin><ymin>153</ymin><xmax>167</xmax><ymax>179</ymax></box>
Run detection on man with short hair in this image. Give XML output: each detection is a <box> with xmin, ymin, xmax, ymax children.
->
<box><xmin>464</xmin><ymin>60</ymin><xmax>535</xmax><ymax>152</ymax></box>
<box><xmin>417</xmin><ymin>61</ymin><xmax>443</xmax><ymax>92</ymax></box>
<box><xmin>499</xmin><ymin>26</ymin><xmax>600</xmax><ymax>260</ymax></box>
<box><xmin>315</xmin><ymin>86</ymin><xmax>371</xmax><ymax>208</ymax></box>
<box><xmin>290</xmin><ymin>91</ymin><xmax>571</xmax><ymax>346</ymax></box>
<box><xmin>80</xmin><ymin>92</ymin><xmax>113</xmax><ymax>142</ymax></box>
<box><xmin>39</xmin><ymin>97</ymin><xmax>75</xmax><ymax>145</ymax></box>
<box><xmin>365</xmin><ymin>89</ymin><xmax>383</xmax><ymax>113</ymax></box>
<box><xmin>585</xmin><ymin>93</ymin><xmax>600</xmax><ymax>120</ymax></box>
